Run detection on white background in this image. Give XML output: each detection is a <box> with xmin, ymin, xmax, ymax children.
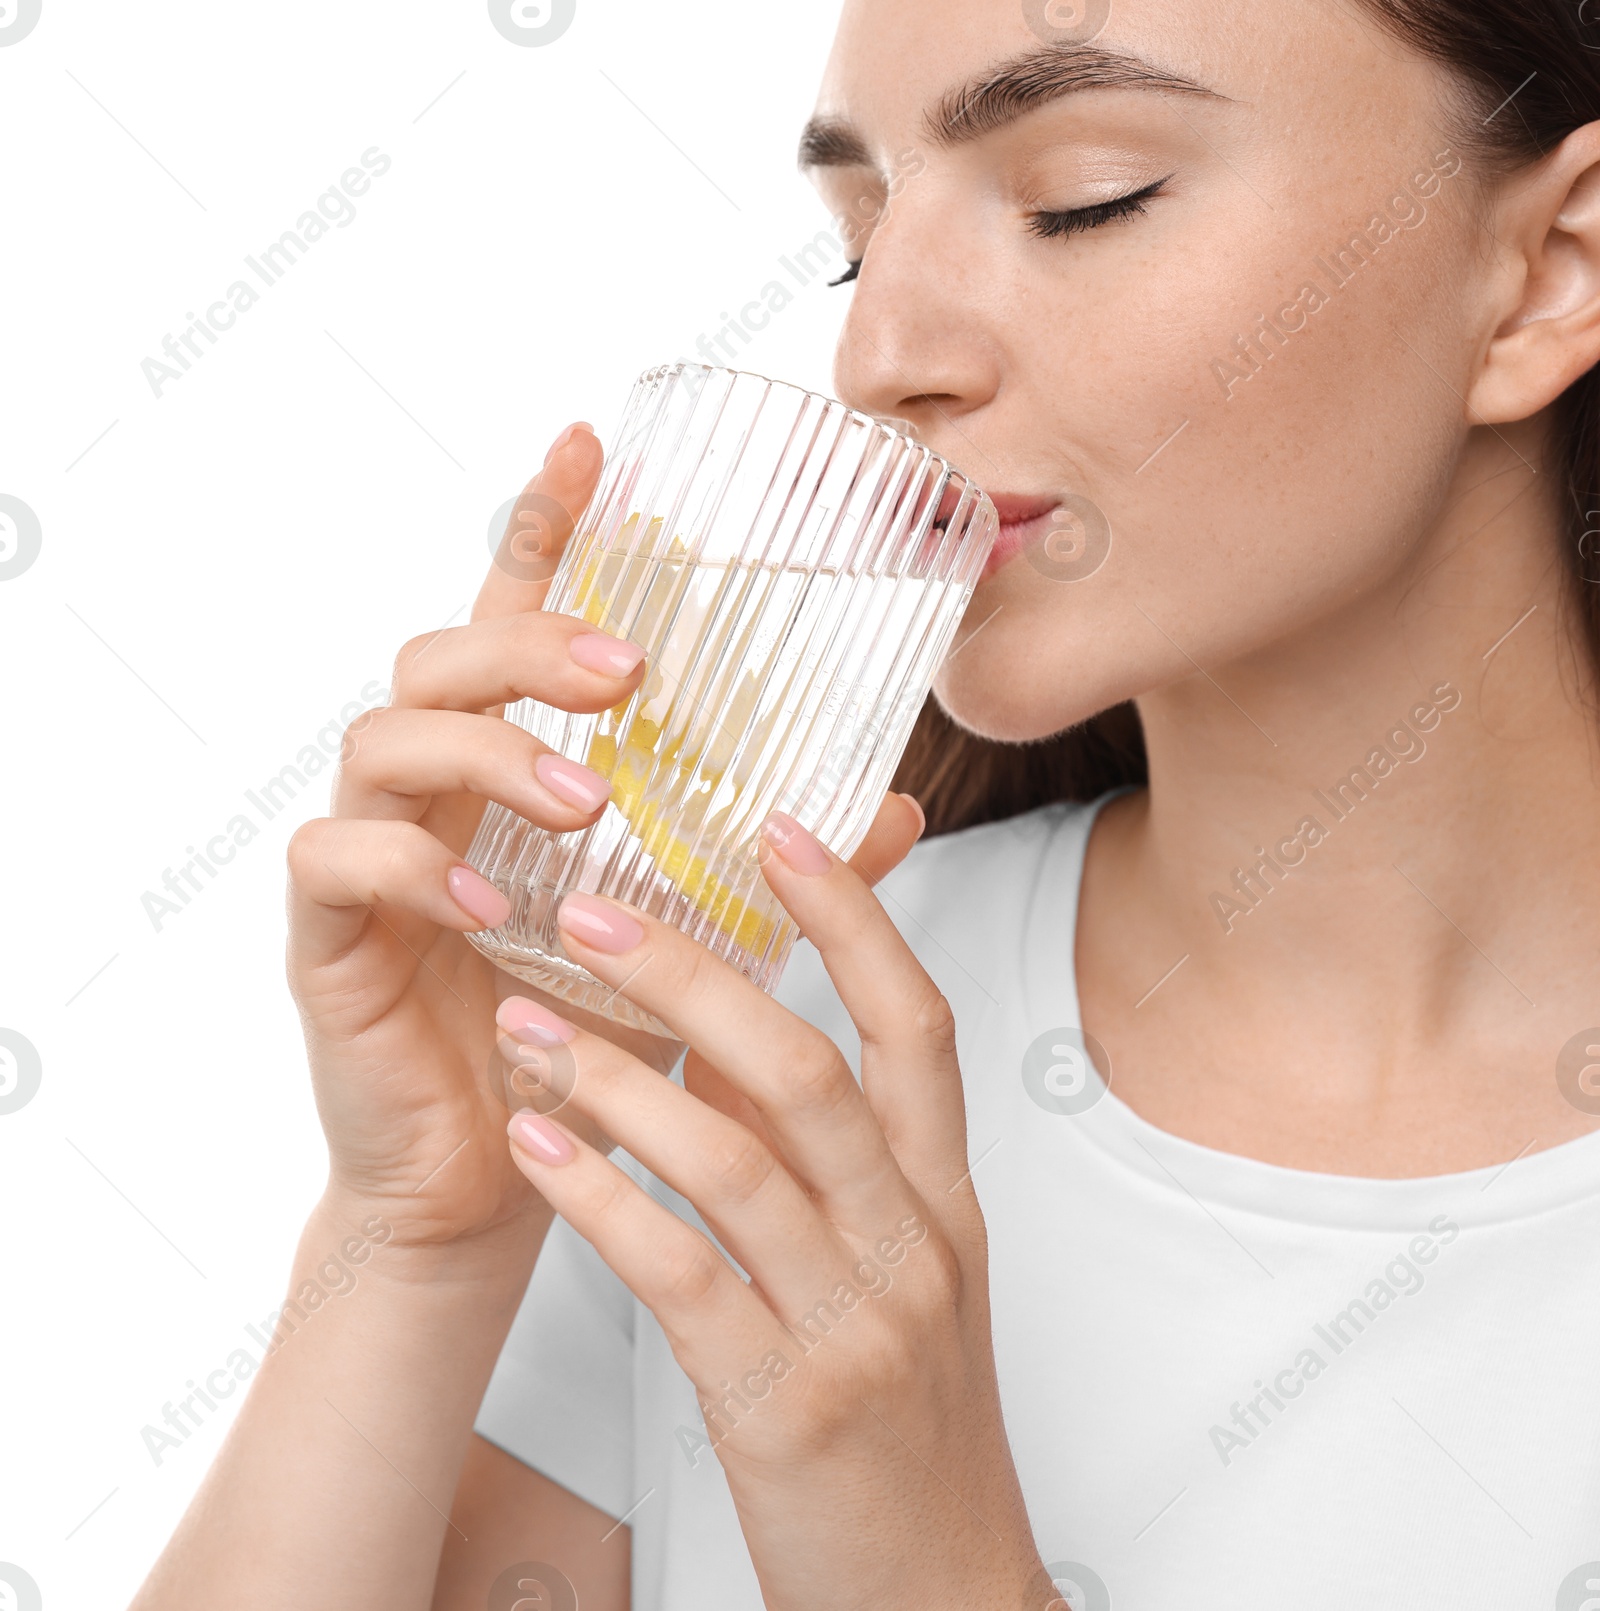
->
<box><xmin>0</xmin><ymin>3</ymin><xmax>851</xmax><ymax>1603</ymax></box>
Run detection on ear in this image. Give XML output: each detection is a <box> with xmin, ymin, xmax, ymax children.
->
<box><xmin>1470</xmin><ymin>123</ymin><xmax>1600</xmax><ymax>424</ymax></box>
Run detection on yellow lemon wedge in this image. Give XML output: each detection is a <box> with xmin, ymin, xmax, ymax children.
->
<box><xmin>566</xmin><ymin>523</ymin><xmax>783</xmax><ymax>955</ymax></box>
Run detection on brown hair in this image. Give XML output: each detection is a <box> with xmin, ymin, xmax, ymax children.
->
<box><xmin>894</xmin><ymin>0</ymin><xmax>1600</xmax><ymax>837</ymax></box>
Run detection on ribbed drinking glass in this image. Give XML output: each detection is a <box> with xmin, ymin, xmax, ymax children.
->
<box><xmin>464</xmin><ymin>363</ymin><xmax>998</xmax><ymax>1036</ymax></box>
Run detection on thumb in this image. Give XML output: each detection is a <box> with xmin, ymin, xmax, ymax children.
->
<box><xmin>845</xmin><ymin>791</ymin><xmax>926</xmax><ymax>888</ymax></box>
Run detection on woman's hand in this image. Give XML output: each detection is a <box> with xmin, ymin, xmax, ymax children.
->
<box><xmin>493</xmin><ymin>810</ymin><xmax>1056</xmax><ymax>1611</ymax></box>
<box><xmin>285</xmin><ymin>421</ymin><xmax>674</xmax><ymax>1255</ymax></box>
<box><xmin>284</xmin><ymin>422</ymin><xmax>924</xmax><ymax>1260</ymax></box>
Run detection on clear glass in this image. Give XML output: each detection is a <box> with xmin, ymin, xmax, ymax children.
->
<box><xmin>464</xmin><ymin>363</ymin><xmax>997</xmax><ymax>1036</ymax></box>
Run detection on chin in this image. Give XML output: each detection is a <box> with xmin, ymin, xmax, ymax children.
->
<box><xmin>932</xmin><ymin>659</ymin><xmax>1105</xmax><ymax>746</ymax></box>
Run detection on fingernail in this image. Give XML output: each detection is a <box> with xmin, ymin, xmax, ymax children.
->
<box><xmin>761</xmin><ymin>812</ymin><xmax>832</xmax><ymax>876</ymax></box>
<box><xmin>535</xmin><ymin>753</ymin><xmax>613</xmax><ymax>813</ymax></box>
<box><xmin>569</xmin><ymin>630</ymin><xmax>646</xmax><ymax>678</ymax></box>
<box><xmin>899</xmin><ymin>792</ymin><xmax>927</xmax><ymax>840</ymax></box>
<box><xmin>543</xmin><ymin>421</ymin><xmax>593</xmax><ymax>467</ymax></box>
<box><xmin>507</xmin><ymin>1108</ymin><xmax>576</xmax><ymax>1165</ymax></box>
<box><xmin>447</xmin><ymin>865</ymin><xmax>512</xmax><ymax>929</ymax></box>
<box><xmin>558</xmin><ymin>892</ymin><xmax>645</xmax><ymax>953</ymax></box>
<box><xmin>497</xmin><ymin>996</ymin><xmax>577</xmax><ymax>1046</ymax></box>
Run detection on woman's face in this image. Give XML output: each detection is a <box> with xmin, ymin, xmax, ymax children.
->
<box><xmin>807</xmin><ymin>0</ymin><xmax>1500</xmax><ymax>742</ymax></box>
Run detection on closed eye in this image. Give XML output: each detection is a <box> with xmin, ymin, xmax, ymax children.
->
<box><xmin>829</xmin><ymin>173</ymin><xmax>1173</xmax><ymax>287</ymax></box>
<box><xmin>1028</xmin><ymin>175</ymin><xmax>1172</xmax><ymax>240</ymax></box>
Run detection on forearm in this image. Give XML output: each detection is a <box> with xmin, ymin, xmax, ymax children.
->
<box><xmin>130</xmin><ymin>1191</ymin><xmax>553</xmax><ymax>1611</ymax></box>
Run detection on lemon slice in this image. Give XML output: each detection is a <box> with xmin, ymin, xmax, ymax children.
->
<box><xmin>566</xmin><ymin>522</ymin><xmax>783</xmax><ymax>955</ymax></box>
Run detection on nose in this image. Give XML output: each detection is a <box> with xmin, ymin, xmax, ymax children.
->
<box><xmin>831</xmin><ymin>183</ymin><xmax>1003</xmax><ymax>443</ymax></box>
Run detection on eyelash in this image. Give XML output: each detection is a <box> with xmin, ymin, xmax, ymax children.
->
<box><xmin>1028</xmin><ymin>176</ymin><xmax>1171</xmax><ymax>240</ymax></box>
<box><xmin>826</xmin><ymin>175</ymin><xmax>1172</xmax><ymax>287</ymax></box>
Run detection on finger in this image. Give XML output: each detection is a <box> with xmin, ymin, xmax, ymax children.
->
<box><xmin>474</xmin><ymin>425</ymin><xmax>605</xmax><ymax>623</ymax></box>
<box><xmin>333</xmin><ymin>706</ymin><xmax>611</xmax><ymax>830</ymax></box>
<box><xmin>755</xmin><ymin>811</ymin><xmax>968</xmax><ymax>1184</ymax></box>
<box><xmin>494</xmin><ymin>1004</ymin><xmax>850</xmax><ymax>1315</ymax></box>
<box><xmin>287</xmin><ymin>815</ymin><xmax>511</xmax><ymax>968</ymax></box>
<box><xmin>485</xmin><ymin>1033</ymin><xmax>620</xmax><ymax>1161</ymax></box>
<box><xmin>845</xmin><ymin>791</ymin><xmax>925</xmax><ymax>888</ymax></box>
<box><xmin>683</xmin><ymin>1049</ymin><xmax>777</xmax><ymax>1152</ymax></box>
<box><xmin>503</xmin><ymin>1106</ymin><xmax>790</xmax><ymax>1380</ymax></box>
<box><xmin>661</xmin><ymin>790</ymin><xmax>924</xmax><ymax>1180</ymax></box>
<box><xmin>387</xmin><ymin>610</ymin><xmax>644</xmax><ymax>717</ymax></box>
<box><xmin>550</xmin><ymin>892</ymin><xmax>918</xmax><ymax>1232</ymax></box>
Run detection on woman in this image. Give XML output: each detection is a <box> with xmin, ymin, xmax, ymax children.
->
<box><xmin>134</xmin><ymin>0</ymin><xmax>1600</xmax><ymax>1605</ymax></box>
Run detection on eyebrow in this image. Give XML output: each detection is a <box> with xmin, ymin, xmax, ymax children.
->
<box><xmin>798</xmin><ymin>44</ymin><xmax>1219</xmax><ymax>168</ymax></box>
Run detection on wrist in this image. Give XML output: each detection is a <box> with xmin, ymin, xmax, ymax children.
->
<box><xmin>305</xmin><ymin>1185</ymin><xmax>552</xmax><ymax>1294</ymax></box>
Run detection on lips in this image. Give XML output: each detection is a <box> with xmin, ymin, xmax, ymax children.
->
<box><xmin>982</xmin><ymin>493</ymin><xmax>1064</xmax><ymax>580</ymax></box>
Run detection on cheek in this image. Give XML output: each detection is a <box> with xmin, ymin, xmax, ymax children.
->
<box><xmin>938</xmin><ymin>213</ymin><xmax>1473</xmax><ymax>741</ymax></box>
<box><xmin>1134</xmin><ymin>212</ymin><xmax>1470</xmax><ymax>610</ymax></box>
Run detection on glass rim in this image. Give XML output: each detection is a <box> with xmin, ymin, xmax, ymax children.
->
<box><xmin>637</xmin><ymin>360</ymin><xmax>994</xmax><ymax>511</ymax></box>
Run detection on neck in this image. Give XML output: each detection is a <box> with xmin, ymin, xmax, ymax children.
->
<box><xmin>1081</xmin><ymin>417</ymin><xmax>1600</xmax><ymax>1174</ymax></box>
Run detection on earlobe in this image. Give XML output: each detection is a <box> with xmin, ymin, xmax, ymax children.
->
<box><xmin>1470</xmin><ymin>130</ymin><xmax>1600</xmax><ymax>425</ymax></box>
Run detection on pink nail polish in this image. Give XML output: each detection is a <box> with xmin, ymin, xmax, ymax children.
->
<box><xmin>761</xmin><ymin>812</ymin><xmax>832</xmax><ymax>876</ymax></box>
<box><xmin>447</xmin><ymin>866</ymin><xmax>512</xmax><ymax>929</ymax></box>
<box><xmin>507</xmin><ymin>1108</ymin><xmax>576</xmax><ymax>1165</ymax></box>
<box><xmin>558</xmin><ymin>892</ymin><xmax>645</xmax><ymax>954</ymax></box>
<box><xmin>569</xmin><ymin>630</ymin><xmax>646</xmax><ymax>678</ymax></box>
<box><xmin>496</xmin><ymin>996</ymin><xmax>577</xmax><ymax>1046</ymax></box>
<box><xmin>899</xmin><ymin>792</ymin><xmax>927</xmax><ymax>840</ymax></box>
<box><xmin>543</xmin><ymin>421</ymin><xmax>593</xmax><ymax>467</ymax></box>
<box><xmin>535</xmin><ymin>752</ymin><xmax>612</xmax><ymax>813</ymax></box>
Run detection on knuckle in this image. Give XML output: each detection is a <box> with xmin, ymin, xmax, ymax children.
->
<box><xmin>510</xmin><ymin>609</ymin><xmax>558</xmax><ymax>657</ymax></box>
<box><xmin>914</xmin><ymin>1234</ymin><xmax>966</xmax><ymax>1313</ymax></box>
<box><xmin>491</xmin><ymin>614</ymin><xmax>565</xmax><ymax>705</ymax></box>
<box><xmin>653</xmin><ymin>1233</ymin><xmax>725</xmax><ymax>1308</ymax></box>
<box><xmin>391</xmin><ymin>632</ymin><xmax>436</xmax><ymax>688</ymax></box>
<box><xmin>784</xmin><ymin>1046</ymin><xmax>855</xmax><ymax>1122</ymax></box>
<box><xmin>583</xmin><ymin>1166</ymin><xmax>638</xmax><ymax>1241</ymax></box>
<box><xmin>338</xmin><ymin>703</ymin><xmax>389</xmax><ymax>767</ymax></box>
<box><xmin>909</xmin><ymin>985</ymin><xmax>958</xmax><ymax>1052</ymax></box>
<box><xmin>702</xmin><ymin>1128</ymin><xmax>778</xmax><ymax>1209</ymax></box>
<box><xmin>673</xmin><ymin>938</ymin><xmax>724</xmax><ymax>1005</ymax></box>
<box><xmin>858</xmin><ymin>1308</ymin><xmax>921</xmax><ymax>1383</ymax></box>
<box><xmin>668</xmin><ymin>940</ymin><xmax>752</xmax><ymax>1032</ymax></box>
<box><xmin>376</xmin><ymin>820</ymin><xmax>429</xmax><ymax>884</ymax></box>
<box><xmin>780</xmin><ymin>1377</ymin><xmax>857</xmax><ymax>1455</ymax></box>
<box><xmin>286</xmin><ymin>818</ymin><xmax>335</xmax><ymax>883</ymax></box>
